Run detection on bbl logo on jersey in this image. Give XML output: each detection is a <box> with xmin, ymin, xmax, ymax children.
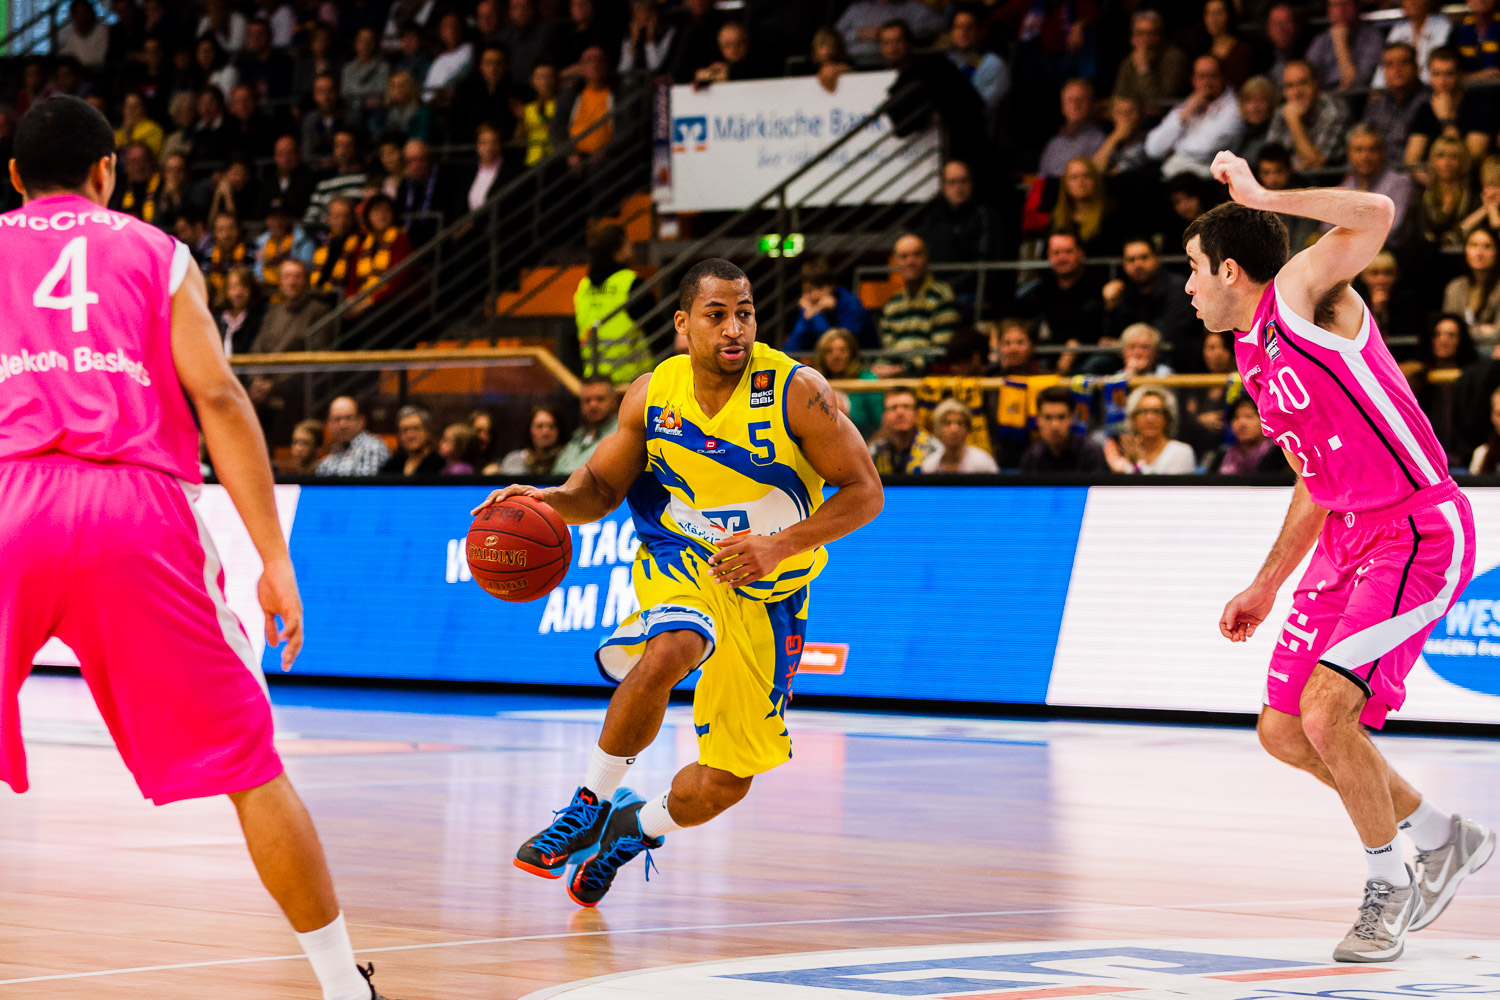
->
<box><xmin>750</xmin><ymin>370</ymin><xmax>775</xmax><ymax>408</ymax></box>
<box><xmin>1264</xmin><ymin>320</ymin><xmax>1283</xmax><ymax>360</ymax></box>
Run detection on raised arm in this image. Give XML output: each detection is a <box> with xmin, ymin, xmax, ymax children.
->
<box><xmin>471</xmin><ymin>374</ymin><xmax>651</xmax><ymax>523</ymax></box>
<box><xmin>708</xmin><ymin>367</ymin><xmax>884</xmax><ymax>586</ymax></box>
<box><xmin>1211</xmin><ymin>149</ymin><xmax>1394</xmax><ymax>326</ymax></box>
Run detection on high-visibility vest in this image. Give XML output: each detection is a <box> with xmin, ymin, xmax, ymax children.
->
<box><xmin>573</xmin><ymin>268</ymin><xmax>652</xmax><ymax>384</ymax></box>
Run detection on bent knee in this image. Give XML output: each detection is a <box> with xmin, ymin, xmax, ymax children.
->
<box><xmin>704</xmin><ymin>771</ymin><xmax>752</xmax><ymax>810</ymax></box>
<box><xmin>635</xmin><ymin>630</ymin><xmax>709</xmax><ymax>684</ymax></box>
<box><xmin>1258</xmin><ymin>711</ymin><xmax>1316</xmax><ymax>766</ymax></box>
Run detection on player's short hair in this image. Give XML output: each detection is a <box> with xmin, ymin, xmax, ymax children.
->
<box><xmin>678</xmin><ymin>258</ymin><xmax>749</xmax><ymax>313</ymax></box>
<box><xmin>1036</xmin><ymin>384</ymin><xmax>1074</xmax><ymax>411</ymax></box>
<box><xmin>13</xmin><ymin>94</ymin><xmax>116</xmax><ymax>194</ymax></box>
<box><xmin>1182</xmin><ymin>202</ymin><xmax>1289</xmax><ymax>284</ymax></box>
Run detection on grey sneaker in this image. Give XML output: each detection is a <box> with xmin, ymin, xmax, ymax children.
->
<box><xmin>1332</xmin><ymin>868</ymin><xmax>1424</xmax><ymax>963</ymax></box>
<box><xmin>1409</xmin><ymin>815</ymin><xmax>1496</xmax><ymax>931</ymax></box>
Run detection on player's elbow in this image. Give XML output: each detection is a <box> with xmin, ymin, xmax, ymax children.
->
<box><xmin>188</xmin><ymin>374</ymin><xmax>251</xmax><ymax>416</ymax></box>
<box><xmin>1370</xmin><ymin>194</ymin><xmax>1396</xmax><ymax>233</ymax></box>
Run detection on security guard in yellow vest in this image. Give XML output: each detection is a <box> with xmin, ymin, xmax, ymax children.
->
<box><xmin>574</xmin><ymin>224</ymin><xmax>653</xmax><ymax>385</ymax></box>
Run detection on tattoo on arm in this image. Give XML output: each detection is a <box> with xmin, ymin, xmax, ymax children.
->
<box><xmin>806</xmin><ymin>384</ymin><xmax>838</xmax><ymax>423</ymax></box>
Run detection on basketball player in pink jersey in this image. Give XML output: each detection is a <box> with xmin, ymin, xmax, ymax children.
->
<box><xmin>1190</xmin><ymin>151</ymin><xmax>1494</xmax><ymax>962</ymax></box>
<box><xmin>0</xmin><ymin>97</ymin><xmax>399</xmax><ymax>999</ymax></box>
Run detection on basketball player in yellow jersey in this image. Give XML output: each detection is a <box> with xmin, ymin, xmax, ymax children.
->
<box><xmin>474</xmin><ymin>258</ymin><xmax>883</xmax><ymax>906</ymax></box>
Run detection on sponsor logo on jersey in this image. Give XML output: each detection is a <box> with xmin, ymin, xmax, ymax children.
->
<box><xmin>654</xmin><ymin>404</ymin><xmax>684</xmax><ymax>437</ymax></box>
<box><xmin>750</xmin><ymin>370</ymin><xmax>775</xmax><ymax>408</ymax></box>
<box><xmin>1264</xmin><ymin>320</ymin><xmax>1283</xmax><ymax>360</ymax></box>
<box><xmin>699</xmin><ymin>437</ymin><xmax>726</xmax><ymax>455</ymax></box>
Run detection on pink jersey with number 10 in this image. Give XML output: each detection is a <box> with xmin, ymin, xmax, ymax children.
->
<box><xmin>1235</xmin><ymin>282</ymin><xmax>1452</xmax><ymax>512</ymax></box>
<box><xmin>0</xmin><ymin>193</ymin><xmax>199</xmax><ymax>483</ymax></box>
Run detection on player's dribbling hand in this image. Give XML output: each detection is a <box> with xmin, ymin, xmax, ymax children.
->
<box><xmin>258</xmin><ymin>556</ymin><xmax>304</xmax><ymax>672</ymax></box>
<box><xmin>1219</xmin><ymin>582</ymin><xmax>1275</xmax><ymax>643</ymax></box>
<box><xmin>710</xmin><ymin>533</ymin><xmax>788</xmax><ymax>587</ymax></box>
<box><xmin>1210</xmin><ymin>151</ymin><xmax>1265</xmax><ymax>209</ymax></box>
<box><xmin>471</xmin><ymin>484</ymin><xmax>545</xmax><ymax>515</ymax></box>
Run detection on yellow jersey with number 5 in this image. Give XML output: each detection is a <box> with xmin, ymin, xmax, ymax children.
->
<box><xmin>625</xmin><ymin>342</ymin><xmax>827</xmax><ymax>603</ymax></box>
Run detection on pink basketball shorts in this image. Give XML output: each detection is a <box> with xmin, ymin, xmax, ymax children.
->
<box><xmin>1267</xmin><ymin>480</ymin><xmax>1475</xmax><ymax>728</ymax></box>
<box><xmin>0</xmin><ymin>454</ymin><xmax>283</xmax><ymax>804</ymax></box>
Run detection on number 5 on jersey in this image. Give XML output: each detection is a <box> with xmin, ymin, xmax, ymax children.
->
<box><xmin>34</xmin><ymin>237</ymin><xmax>98</xmax><ymax>333</ymax></box>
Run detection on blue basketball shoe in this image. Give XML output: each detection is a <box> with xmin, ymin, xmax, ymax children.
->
<box><xmin>514</xmin><ymin>786</ymin><xmax>612</xmax><ymax>879</ymax></box>
<box><xmin>566</xmin><ymin>788</ymin><xmax>664</xmax><ymax>907</ymax></box>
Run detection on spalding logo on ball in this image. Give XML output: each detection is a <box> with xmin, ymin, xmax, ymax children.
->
<box><xmin>466</xmin><ymin>497</ymin><xmax>572</xmax><ymax>602</ymax></box>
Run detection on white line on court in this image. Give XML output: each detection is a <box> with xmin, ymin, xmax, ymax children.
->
<box><xmin>2</xmin><ymin>894</ymin><xmax>1497</xmax><ymax>986</ymax></box>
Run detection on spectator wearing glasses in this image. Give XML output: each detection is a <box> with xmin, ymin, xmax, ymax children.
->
<box><xmin>380</xmin><ymin>406</ymin><xmax>445</xmax><ymax>476</ymax></box>
<box><xmin>1103</xmin><ymin>385</ymin><xmax>1196</xmax><ymax>474</ymax></box>
<box><xmin>1374</xmin><ymin>0</ymin><xmax>1453</xmax><ymax>86</ymax></box>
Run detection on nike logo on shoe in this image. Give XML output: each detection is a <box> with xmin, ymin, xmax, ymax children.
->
<box><xmin>1422</xmin><ymin>852</ymin><xmax>1455</xmax><ymax>891</ymax></box>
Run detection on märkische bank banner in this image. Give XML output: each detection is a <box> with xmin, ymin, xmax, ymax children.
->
<box><xmin>658</xmin><ymin>71</ymin><xmax>940</xmax><ymax>213</ymax></box>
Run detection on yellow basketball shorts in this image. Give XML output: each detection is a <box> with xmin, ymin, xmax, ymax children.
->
<box><xmin>595</xmin><ymin>546</ymin><xmax>809</xmax><ymax>778</ymax></box>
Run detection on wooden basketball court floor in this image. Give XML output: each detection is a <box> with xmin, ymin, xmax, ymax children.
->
<box><xmin>2</xmin><ymin>674</ymin><xmax>1498</xmax><ymax>999</ymax></box>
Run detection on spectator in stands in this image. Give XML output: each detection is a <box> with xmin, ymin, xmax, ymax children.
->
<box><xmin>342</xmin><ymin>27</ymin><xmax>390</xmax><ymax>119</ymax></box>
<box><xmin>1252</xmin><ymin>144</ymin><xmax>1317</xmax><ymax>250</ymax></box>
<box><xmin>1208</xmin><ymin>397</ymin><xmax>1289</xmax><ymax>474</ymax></box>
<box><xmin>1266</xmin><ymin>59</ymin><xmax>1348</xmax><ymax>170</ymax></box>
<box><xmin>237</xmin><ymin>19</ymin><xmax>293</xmax><ymax>101</ymax></box>
<box><xmin>867</xmin><ymin>388</ymin><xmax>937</xmax><ymax>474</ymax></box>
<box><xmin>1324</xmin><ymin>125</ymin><xmax>1414</xmax><ymax>243</ymax></box>
<box><xmin>392</xmin><ymin>23</ymin><xmax>432</xmax><ymax>87</ymax></box>
<box><xmin>378</xmin><ymin>71</ymin><xmax>433</xmax><ymax>142</ymax></box>
<box><xmin>991</xmin><ymin>318</ymin><xmax>1042</xmax><ymax>376</ymax></box>
<box><xmin>671</xmin><ymin>0</ymin><xmax>725</xmax><ymax>83</ymax></box>
<box><xmin>1359</xmin><ymin>251</ymin><xmax>1423</xmax><ymax>346</ymax></box>
<box><xmin>1462</xmin><ymin>155</ymin><xmax>1500</xmax><ymax>236</ymax></box>
<box><xmin>51</xmin><ymin>58</ymin><xmax>82</xmax><ymax>100</ymax></box>
<box><xmin>204</xmin><ymin>212</ymin><xmax>247</xmax><ymax>308</ymax></box>
<box><xmin>1039</xmin><ymin>79</ymin><xmax>1106</xmax><ymax>178</ymax></box>
<box><xmin>880</xmin><ymin>21</ymin><xmax>987</xmax><ymax>168</ymax></box>
<box><xmin>1377</xmin><ymin>0</ymin><xmax>1452</xmax><ymax>86</ymax></box>
<box><xmin>439</xmin><ymin>422</ymin><xmax>479</xmax><ymax>476</ymax></box>
<box><xmin>188</xmin><ymin>87</ymin><xmax>232</xmax><ymax>173</ymax></box>
<box><xmin>175</xmin><ymin>212</ymin><xmax>212</xmax><ymax>266</ymax></box>
<box><xmin>192</xmin><ymin>36</ymin><xmax>240</xmax><ymax>100</ymax></box>
<box><xmin>498</xmin><ymin>406</ymin><xmax>564</xmax><ymax>475</ymax></box>
<box><xmin>1456</xmin><ymin>0</ymin><xmax>1500</xmax><ymax>81</ymax></box>
<box><xmin>619</xmin><ymin>0</ymin><xmax>676</xmax><ymax>77</ymax></box>
<box><xmin>304</xmin><ymin>130</ymin><xmax>367</xmax><ymax>229</ymax></box>
<box><xmin>152</xmin><ymin>152</ymin><xmax>193</xmax><ymax>231</ymax></box>
<box><xmin>1144</xmin><ymin>55</ymin><xmax>1244</xmax><ymax>178</ymax></box>
<box><xmin>292</xmin><ymin>25</ymin><xmax>340</xmax><ymax>108</ymax></box>
<box><xmin>259</xmin><ymin>135</ymin><xmax>315</xmax><ymax>221</ymax></box>
<box><xmin>303</xmin><ymin>75</ymin><xmax>352</xmax><ymax>172</ymax></box>
<box><xmin>1113</xmin><ymin>10</ymin><xmax>1189</xmax><ymax>112</ymax></box>
<box><xmin>1406</xmin><ymin>47</ymin><xmax>1488</xmax><ymax>167</ymax></box>
<box><xmin>128</xmin><ymin>39</ymin><xmax>174</xmax><ymax>121</ymax></box>
<box><xmin>1050</xmin><ymin>157</ymin><xmax>1123</xmax><ymax>257</ymax></box>
<box><xmin>112</xmin><ymin>144</ymin><xmax>162</xmax><ymax>223</ymax></box>
<box><xmin>1468</xmin><ymin>386</ymin><xmax>1500</xmax><ymax>472</ymax></box>
<box><xmin>1416</xmin><ymin>135</ymin><xmax>1473</xmax><ymax>250</ymax></box>
<box><xmin>1021</xmin><ymin>384</ymin><xmax>1109</xmax><ymax>473</ymax></box>
<box><xmin>1116</xmin><ymin>322</ymin><xmax>1175</xmax><ymax>377</ymax></box>
<box><xmin>395</xmin><ymin>139</ymin><xmax>452</xmax><ymax>242</ymax></box>
<box><xmin>1364</xmin><ymin>43</ymin><xmax>1428</xmax><ymax>164</ymax></box>
<box><xmin>574</xmin><ymin>224</ymin><xmax>652</xmax><ymax>383</ymax></box>
<box><xmin>375</xmin><ymin>134</ymin><xmax>405</xmax><ymax>198</ymax></box>
<box><xmin>787</xmin><ymin>257</ymin><xmax>877</xmax><ymax>352</ymax></box>
<box><xmin>255</xmin><ymin>200</ymin><xmax>316</xmax><ymax>293</ymax></box>
<box><xmin>520</xmin><ymin>63</ymin><xmax>560</xmax><ymax>166</ymax></box>
<box><xmin>1165</xmin><ymin>171</ymin><xmax>1210</xmax><ymax>248</ymax></box>
<box><xmin>315</xmin><ymin>397</ymin><xmax>391</xmax><ymax>476</ymax></box>
<box><xmin>1231</xmin><ymin>76</ymin><xmax>1278</xmax><ymax>164</ymax></box>
<box><xmin>1194</xmin><ymin>0</ymin><xmax>1254</xmax><ymax>88</ymax></box>
<box><xmin>1260</xmin><ymin>5</ymin><xmax>1304</xmax><ymax>85</ymax></box>
<box><xmin>1094</xmin><ymin>95</ymin><xmax>1152</xmax><ymax>177</ymax></box>
<box><xmin>1305</xmin><ymin>0</ymin><xmax>1384</xmax><ymax>90</ymax></box>
<box><xmin>694</xmin><ymin>22</ymin><xmax>769</xmax><ymax>86</ymax></box>
<box><xmin>160</xmin><ymin>92</ymin><xmax>197</xmax><ymax>166</ymax></box>
<box><xmin>309</xmin><ymin>197</ymin><xmax>361</xmax><ymax>298</ymax></box>
<box><xmin>58</xmin><ymin>0</ymin><xmax>108</xmax><ymax>71</ymax></box>
<box><xmin>1419</xmin><ymin>313</ymin><xmax>1481</xmax><ymax>373</ymax></box>
<box><xmin>253</xmin><ymin>259</ymin><xmax>333</xmax><ymax>352</ymax></box>
<box><xmin>463</xmin><ymin>123</ymin><xmax>521</xmax><ymax>213</ymax></box>
<box><xmin>812</xmin><ymin>328</ymin><xmax>882</xmax><ymax>435</ymax></box>
<box><xmin>1104</xmin><ymin>386</ymin><xmax>1196</xmax><ymax>474</ymax></box>
<box><xmin>1181</xmin><ymin>329</ymin><xmax>1237</xmax><ymax>447</ymax></box>
<box><xmin>14</xmin><ymin>61</ymin><xmax>48</xmax><ymax>119</ymax></box>
<box><xmin>380</xmin><ymin>406</ymin><xmax>445</xmax><ymax>476</ymax></box>
<box><xmin>1443</xmin><ymin>225</ymin><xmax>1500</xmax><ymax>347</ymax></box>
<box><xmin>346</xmin><ymin>195</ymin><xmax>414</xmax><ymax>318</ymax></box>
<box><xmin>207</xmin><ymin>155</ymin><xmax>262</xmax><ymax>224</ymax></box>
<box><xmin>879</xmin><ymin>234</ymin><xmax>962</xmax><ymax>367</ymax></box>
<box><xmin>922</xmin><ymin>397</ymin><xmax>1000</xmax><ymax>473</ymax></box>
<box><xmin>224</xmin><ymin>85</ymin><xmax>273</xmax><ymax>163</ymax></box>
<box><xmin>553</xmin><ymin>0</ymin><xmax>614</xmax><ymax>78</ymax></box>
<box><xmin>456</xmin><ymin>46</ymin><xmax>524</xmax><ymax>140</ymax></box>
<box><xmin>553</xmin><ymin>377</ymin><xmax>620</xmax><ymax>475</ymax></box>
<box><xmin>501</xmin><ymin>0</ymin><xmax>551</xmax><ymax>84</ymax></box>
<box><xmin>467</xmin><ymin>409</ymin><xmax>498</xmax><ymax>468</ymax></box>
<box><xmin>115</xmin><ymin>93</ymin><xmax>164</xmax><ymax>158</ymax></box>
<box><xmin>947</xmin><ymin>8</ymin><xmax>1009</xmax><ymax>111</ymax></box>
<box><xmin>281</xmin><ymin>420</ymin><xmax>325</xmax><ymax>477</ymax></box>
<box><xmin>1015</xmin><ymin>230</ymin><xmax>1105</xmax><ymax>349</ymax></box>
<box><xmin>425</xmin><ymin>12</ymin><xmax>475</xmax><ymax>103</ymax></box>
<box><xmin>199</xmin><ymin>0</ymin><xmax>246</xmax><ymax>53</ymax></box>
<box><xmin>836</xmin><ymin>0</ymin><xmax>944</xmax><ymax>64</ymax></box>
<box><xmin>558</xmin><ymin>46</ymin><xmax>615</xmax><ymax>172</ymax></box>
<box><xmin>217</xmin><ymin>266</ymin><xmax>264</xmax><ymax>356</ymax></box>
<box><xmin>916</xmin><ymin>159</ymin><xmax>1000</xmax><ymax>277</ymax></box>
<box><xmin>809</xmin><ymin>28</ymin><xmax>852</xmax><ymax>94</ymax></box>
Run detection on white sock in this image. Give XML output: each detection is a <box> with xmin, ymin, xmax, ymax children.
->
<box><xmin>1398</xmin><ymin>799</ymin><xmax>1453</xmax><ymax>852</ymax></box>
<box><xmin>1365</xmin><ymin>837</ymin><xmax>1410</xmax><ymax>886</ymax></box>
<box><xmin>584</xmin><ymin>744</ymin><xmax>635</xmax><ymax>799</ymax></box>
<box><xmin>637</xmin><ymin>788</ymin><xmax>683</xmax><ymax>840</ymax></box>
<box><xmin>294</xmin><ymin>913</ymin><xmax>369</xmax><ymax>1000</ymax></box>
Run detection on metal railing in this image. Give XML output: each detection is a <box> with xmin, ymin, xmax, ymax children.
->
<box><xmin>584</xmin><ymin>81</ymin><xmax>941</xmax><ymax>372</ymax></box>
<box><xmin>0</xmin><ymin>0</ymin><xmax>70</xmax><ymax>56</ymax></box>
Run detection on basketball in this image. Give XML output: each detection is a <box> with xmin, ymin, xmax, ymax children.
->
<box><xmin>466</xmin><ymin>497</ymin><xmax>572</xmax><ymax>603</ymax></box>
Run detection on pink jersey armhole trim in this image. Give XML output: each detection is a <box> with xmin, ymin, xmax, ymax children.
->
<box><xmin>168</xmin><ymin>240</ymin><xmax>192</xmax><ymax>295</ymax></box>
<box><xmin>1271</xmin><ymin>282</ymin><xmax>1371</xmax><ymax>353</ymax></box>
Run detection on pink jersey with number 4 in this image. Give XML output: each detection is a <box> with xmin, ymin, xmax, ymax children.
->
<box><xmin>0</xmin><ymin>193</ymin><xmax>199</xmax><ymax>483</ymax></box>
<box><xmin>1236</xmin><ymin>282</ymin><xmax>1451</xmax><ymax>512</ymax></box>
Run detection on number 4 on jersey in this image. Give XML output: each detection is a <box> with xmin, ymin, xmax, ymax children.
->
<box><xmin>33</xmin><ymin>237</ymin><xmax>98</xmax><ymax>333</ymax></box>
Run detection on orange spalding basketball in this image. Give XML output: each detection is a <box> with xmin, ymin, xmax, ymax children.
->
<box><xmin>466</xmin><ymin>497</ymin><xmax>572</xmax><ymax>602</ymax></box>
